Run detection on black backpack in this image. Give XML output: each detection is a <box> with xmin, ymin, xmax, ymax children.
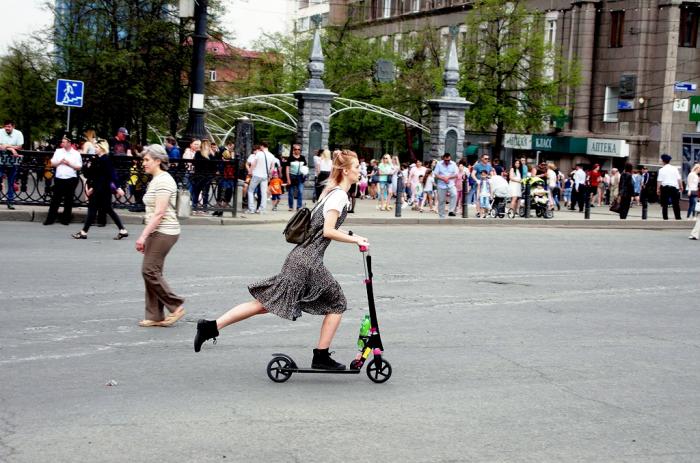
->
<box><xmin>283</xmin><ymin>187</ymin><xmax>339</xmax><ymax>244</ymax></box>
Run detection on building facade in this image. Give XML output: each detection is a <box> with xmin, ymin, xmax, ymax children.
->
<box><xmin>290</xmin><ymin>0</ymin><xmax>332</xmax><ymax>33</ymax></box>
<box><xmin>325</xmin><ymin>0</ymin><xmax>700</xmax><ymax>175</ymax></box>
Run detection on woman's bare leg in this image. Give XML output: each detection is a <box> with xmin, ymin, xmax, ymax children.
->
<box><xmin>216</xmin><ymin>299</ymin><xmax>267</xmax><ymax>330</ymax></box>
<box><xmin>317</xmin><ymin>313</ymin><xmax>342</xmax><ymax>349</ymax></box>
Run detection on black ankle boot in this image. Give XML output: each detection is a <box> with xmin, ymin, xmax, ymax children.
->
<box><xmin>194</xmin><ymin>319</ymin><xmax>219</xmax><ymax>352</ymax></box>
<box><xmin>311</xmin><ymin>348</ymin><xmax>346</xmax><ymax>370</ymax></box>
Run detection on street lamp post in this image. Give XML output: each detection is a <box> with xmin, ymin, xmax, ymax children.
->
<box><xmin>182</xmin><ymin>0</ymin><xmax>209</xmax><ymax>144</ymax></box>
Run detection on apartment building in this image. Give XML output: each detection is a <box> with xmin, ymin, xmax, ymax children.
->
<box><xmin>325</xmin><ymin>0</ymin><xmax>700</xmax><ymax>175</ymax></box>
<box><xmin>291</xmin><ymin>0</ymin><xmax>332</xmax><ymax>33</ymax></box>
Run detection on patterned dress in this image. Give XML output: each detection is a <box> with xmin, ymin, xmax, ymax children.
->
<box><xmin>248</xmin><ymin>191</ymin><xmax>348</xmax><ymax>321</ymax></box>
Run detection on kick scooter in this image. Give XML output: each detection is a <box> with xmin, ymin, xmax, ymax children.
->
<box><xmin>266</xmin><ymin>245</ymin><xmax>392</xmax><ymax>383</ymax></box>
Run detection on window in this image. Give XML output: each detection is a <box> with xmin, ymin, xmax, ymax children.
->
<box><xmin>208</xmin><ymin>70</ymin><xmax>217</xmax><ymax>82</ymax></box>
<box><xmin>680</xmin><ymin>7</ymin><xmax>699</xmax><ymax>47</ymax></box>
<box><xmin>383</xmin><ymin>0</ymin><xmax>392</xmax><ymax>18</ymax></box>
<box><xmin>412</xmin><ymin>0</ymin><xmax>420</xmax><ymax>12</ymax></box>
<box><xmin>297</xmin><ymin>16</ymin><xmax>310</xmax><ymax>31</ymax></box>
<box><xmin>610</xmin><ymin>11</ymin><xmax>624</xmax><ymax>48</ymax></box>
<box><xmin>604</xmin><ymin>86</ymin><xmax>620</xmax><ymax>122</ymax></box>
<box><xmin>544</xmin><ymin>12</ymin><xmax>558</xmax><ymax>80</ymax></box>
<box><xmin>545</xmin><ymin>11</ymin><xmax>558</xmax><ymax>46</ymax></box>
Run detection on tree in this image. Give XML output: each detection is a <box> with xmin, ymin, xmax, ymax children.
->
<box><xmin>459</xmin><ymin>0</ymin><xmax>580</xmax><ymax>158</ymax></box>
<box><xmin>240</xmin><ymin>25</ymin><xmax>444</xmax><ymax>159</ymax></box>
<box><xmin>0</xmin><ymin>42</ymin><xmax>58</xmax><ymax>148</ymax></box>
<box><xmin>49</xmin><ymin>0</ymin><xmax>227</xmax><ymax>143</ymax></box>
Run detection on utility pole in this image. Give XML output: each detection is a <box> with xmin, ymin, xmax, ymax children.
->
<box><xmin>181</xmin><ymin>0</ymin><xmax>209</xmax><ymax>144</ymax></box>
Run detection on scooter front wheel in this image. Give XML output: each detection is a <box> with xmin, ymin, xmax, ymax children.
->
<box><xmin>366</xmin><ymin>357</ymin><xmax>392</xmax><ymax>383</ymax></box>
<box><xmin>267</xmin><ymin>356</ymin><xmax>293</xmax><ymax>383</ymax></box>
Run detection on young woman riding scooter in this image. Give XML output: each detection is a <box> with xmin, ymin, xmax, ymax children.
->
<box><xmin>194</xmin><ymin>150</ymin><xmax>369</xmax><ymax>370</ymax></box>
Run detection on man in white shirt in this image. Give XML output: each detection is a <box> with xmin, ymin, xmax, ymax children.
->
<box><xmin>570</xmin><ymin>164</ymin><xmax>587</xmax><ymax>212</ymax></box>
<box><xmin>247</xmin><ymin>145</ymin><xmax>276</xmax><ymax>213</ymax></box>
<box><xmin>434</xmin><ymin>153</ymin><xmax>459</xmax><ymax>218</ymax></box>
<box><xmin>656</xmin><ymin>153</ymin><xmax>682</xmax><ymax>220</ymax></box>
<box><xmin>44</xmin><ymin>135</ymin><xmax>83</xmax><ymax>225</ymax></box>
<box><xmin>0</xmin><ymin>119</ymin><xmax>24</xmax><ymax>209</ymax></box>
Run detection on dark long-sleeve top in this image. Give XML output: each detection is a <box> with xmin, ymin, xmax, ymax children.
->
<box><xmin>84</xmin><ymin>155</ymin><xmax>118</xmax><ymax>194</ymax></box>
<box><xmin>193</xmin><ymin>151</ymin><xmax>218</xmax><ymax>176</ymax></box>
<box><xmin>619</xmin><ymin>172</ymin><xmax>635</xmax><ymax>197</ymax></box>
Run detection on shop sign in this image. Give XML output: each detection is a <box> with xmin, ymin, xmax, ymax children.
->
<box><xmin>532</xmin><ymin>135</ymin><xmax>588</xmax><ymax>153</ymax></box>
<box><xmin>503</xmin><ymin>133</ymin><xmax>532</xmax><ymax>150</ymax></box>
<box><xmin>674</xmin><ymin>99</ymin><xmax>689</xmax><ymax>112</ymax></box>
<box><xmin>586</xmin><ymin>138</ymin><xmax>629</xmax><ymax>158</ymax></box>
<box><xmin>690</xmin><ymin>96</ymin><xmax>700</xmax><ymax>121</ymax></box>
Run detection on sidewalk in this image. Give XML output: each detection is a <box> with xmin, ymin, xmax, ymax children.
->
<box><xmin>0</xmin><ymin>197</ymin><xmax>693</xmax><ymax>229</ymax></box>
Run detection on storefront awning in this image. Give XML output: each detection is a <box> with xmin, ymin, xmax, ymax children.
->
<box><xmin>532</xmin><ymin>135</ymin><xmax>587</xmax><ymax>154</ymax></box>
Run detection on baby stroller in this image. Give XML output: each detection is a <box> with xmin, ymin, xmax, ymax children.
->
<box><xmin>489</xmin><ymin>195</ymin><xmax>511</xmax><ymax>218</ymax></box>
<box><xmin>518</xmin><ymin>178</ymin><xmax>554</xmax><ymax>218</ymax></box>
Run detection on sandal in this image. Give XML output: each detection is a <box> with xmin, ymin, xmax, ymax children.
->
<box><xmin>161</xmin><ymin>307</ymin><xmax>186</xmax><ymax>326</ymax></box>
<box><xmin>71</xmin><ymin>232</ymin><xmax>87</xmax><ymax>239</ymax></box>
<box><xmin>138</xmin><ymin>319</ymin><xmax>165</xmax><ymax>327</ymax></box>
<box><xmin>114</xmin><ymin>230</ymin><xmax>129</xmax><ymax>240</ymax></box>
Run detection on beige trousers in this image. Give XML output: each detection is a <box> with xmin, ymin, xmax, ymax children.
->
<box><xmin>142</xmin><ymin>232</ymin><xmax>184</xmax><ymax>321</ymax></box>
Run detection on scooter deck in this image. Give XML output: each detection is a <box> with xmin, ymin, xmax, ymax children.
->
<box><xmin>281</xmin><ymin>368</ymin><xmax>361</xmax><ymax>374</ymax></box>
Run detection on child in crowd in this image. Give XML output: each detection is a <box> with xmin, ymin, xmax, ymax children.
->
<box><xmin>359</xmin><ymin>172</ymin><xmax>368</xmax><ymax>199</ymax></box>
<box><xmin>477</xmin><ymin>170</ymin><xmax>491</xmax><ymax>217</ymax></box>
<box><xmin>563</xmin><ymin>176</ymin><xmax>572</xmax><ymax>208</ymax></box>
<box><xmin>268</xmin><ymin>168</ymin><xmax>283</xmax><ymax>211</ymax></box>
<box><xmin>413</xmin><ymin>175</ymin><xmax>424</xmax><ymax>211</ymax></box>
<box><xmin>420</xmin><ymin>169</ymin><xmax>434</xmax><ymax>212</ymax></box>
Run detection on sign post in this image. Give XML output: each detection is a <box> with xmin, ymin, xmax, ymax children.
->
<box><xmin>55</xmin><ymin>79</ymin><xmax>85</xmax><ymax>133</ymax></box>
<box><xmin>675</xmin><ymin>82</ymin><xmax>697</xmax><ymax>92</ymax></box>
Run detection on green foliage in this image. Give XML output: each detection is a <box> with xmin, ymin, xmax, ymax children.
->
<box><xmin>459</xmin><ymin>0</ymin><xmax>580</xmax><ymax>155</ymax></box>
<box><xmin>242</xmin><ymin>26</ymin><xmax>445</xmax><ymax>159</ymax></box>
<box><xmin>0</xmin><ymin>42</ymin><xmax>58</xmax><ymax>148</ymax></box>
<box><xmin>50</xmin><ymin>0</ymin><xmax>191</xmax><ymax>143</ymax></box>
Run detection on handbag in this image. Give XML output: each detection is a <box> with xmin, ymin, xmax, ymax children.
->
<box><xmin>283</xmin><ymin>187</ymin><xmax>339</xmax><ymax>244</ymax></box>
<box><xmin>609</xmin><ymin>195</ymin><xmax>621</xmax><ymax>213</ymax></box>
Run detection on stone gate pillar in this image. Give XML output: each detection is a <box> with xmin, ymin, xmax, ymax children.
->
<box><xmin>427</xmin><ymin>30</ymin><xmax>471</xmax><ymax>162</ymax></box>
<box><xmin>293</xmin><ymin>25</ymin><xmax>337</xmax><ymax>173</ymax></box>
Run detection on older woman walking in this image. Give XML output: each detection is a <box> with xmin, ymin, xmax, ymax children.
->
<box><xmin>194</xmin><ymin>150</ymin><xmax>369</xmax><ymax>370</ymax></box>
<box><xmin>135</xmin><ymin>145</ymin><xmax>185</xmax><ymax>327</ymax></box>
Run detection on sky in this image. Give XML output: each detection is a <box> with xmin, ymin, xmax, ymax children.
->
<box><xmin>0</xmin><ymin>0</ymin><xmax>289</xmax><ymax>54</ymax></box>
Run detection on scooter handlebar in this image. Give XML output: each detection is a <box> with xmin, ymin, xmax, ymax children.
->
<box><xmin>359</xmin><ymin>245</ymin><xmax>369</xmax><ymax>253</ymax></box>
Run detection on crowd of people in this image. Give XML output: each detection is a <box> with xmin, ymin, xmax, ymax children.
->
<box><xmin>0</xmin><ymin>120</ymin><xmax>694</xmax><ymax>225</ymax></box>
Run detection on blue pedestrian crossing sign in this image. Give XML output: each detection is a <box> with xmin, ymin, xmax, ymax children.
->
<box><xmin>55</xmin><ymin>79</ymin><xmax>85</xmax><ymax>107</ymax></box>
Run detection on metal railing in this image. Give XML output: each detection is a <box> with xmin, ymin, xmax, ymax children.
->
<box><xmin>0</xmin><ymin>150</ymin><xmax>243</xmax><ymax>213</ymax></box>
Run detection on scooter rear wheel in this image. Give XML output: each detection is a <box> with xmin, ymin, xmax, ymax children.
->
<box><xmin>366</xmin><ymin>358</ymin><xmax>392</xmax><ymax>383</ymax></box>
<box><xmin>267</xmin><ymin>356</ymin><xmax>293</xmax><ymax>383</ymax></box>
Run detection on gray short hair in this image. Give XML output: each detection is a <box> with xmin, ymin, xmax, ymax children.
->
<box><xmin>143</xmin><ymin>144</ymin><xmax>169</xmax><ymax>170</ymax></box>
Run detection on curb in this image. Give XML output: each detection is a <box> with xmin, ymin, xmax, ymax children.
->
<box><xmin>0</xmin><ymin>209</ymin><xmax>691</xmax><ymax>229</ymax></box>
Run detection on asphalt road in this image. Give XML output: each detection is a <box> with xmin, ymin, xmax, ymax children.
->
<box><xmin>1</xmin><ymin>222</ymin><xmax>699</xmax><ymax>462</ymax></box>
